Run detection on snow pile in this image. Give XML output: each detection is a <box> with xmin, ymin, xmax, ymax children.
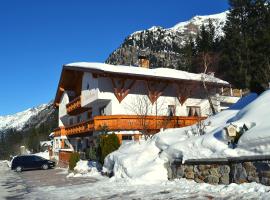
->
<box><xmin>67</xmin><ymin>160</ymin><xmax>102</xmax><ymax>178</ymax></box>
<box><xmin>0</xmin><ymin>104</ymin><xmax>48</xmax><ymax>131</ymax></box>
<box><xmin>34</xmin><ymin>151</ymin><xmax>50</xmax><ymax>160</ymax></box>
<box><xmin>1</xmin><ymin>160</ymin><xmax>11</xmax><ymax>168</ymax></box>
<box><xmin>104</xmin><ymin>140</ymin><xmax>168</xmax><ymax>184</ymax></box>
<box><xmin>102</xmin><ymin>91</ymin><xmax>270</xmax><ymax>183</ymax></box>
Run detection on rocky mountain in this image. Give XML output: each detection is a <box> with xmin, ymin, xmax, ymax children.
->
<box><xmin>0</xmin><ymin>103</ymin><xmax>57</xmax><ymax>133</ymax></box>
<box><xmin>106</xmin><ymin>12</ymin><xmax>227</xmax><ymax>69</ymax></box>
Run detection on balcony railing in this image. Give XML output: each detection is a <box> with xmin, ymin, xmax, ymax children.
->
<box><xmin>54</xmin><ymin>115</ymin><xmax>206</xmax><ymax>136</ymax></box>
<box><xmin>66</xmin><ymin>96</ymin><xmax>90</xmax><ymax>115</ymax></box>
<box><xmin>65</xmin><ymin>120</ymin><xmax>94</xmax><ymax>135</ymax></box>
<box><xmin>54</xmin><ymin>127</ymin><xmax>65</xmax><ymax>137</ymax></box>
<box><xmin>66</xmin><ymin>96</ymin><xmax>81</xmax><ymax>115</ymax></box>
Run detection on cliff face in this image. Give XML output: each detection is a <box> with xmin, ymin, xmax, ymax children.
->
<box><xmin>106</xmin><ymin>12</ymin><xmax>227</xmax><ymax>70</ymax></box>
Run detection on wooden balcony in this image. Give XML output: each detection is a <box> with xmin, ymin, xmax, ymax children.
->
<box><xmin>65</xmin><ymin>120</ymin><xmax>94</xmax><ymax>136</ymax></box>
<box><xmin>54</xmin><ymin>115</ymin><xmax>206</xmax><ymax>136</ymax></box>
<box><xmin>66</xmin><ymin>96</ymin><xmax>90</xmax><ymax>115</ymax></box>
<box><xmin>54</xmin><ymin>127</ymin><xmax>65</xmax><ymax>137</ymax></box>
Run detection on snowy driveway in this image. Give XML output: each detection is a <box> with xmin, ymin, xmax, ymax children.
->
<box><xmin>1</xmin><ymin>161</ymin><xmax>270</xmax><ymax>200</ymax></box>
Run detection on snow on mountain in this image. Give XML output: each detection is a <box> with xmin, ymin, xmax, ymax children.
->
<box><xmin>106</xmin><ymin>11</ymin><xmax>228</xmax><ymax>69</ymax></box>
<box><xmin>0</xmin><ymin>104</ymin><xmax>49</xmax><ymax>132</ymax></box>
<box><xmin>170</xmin><ymin>11</ymin><xmax>228</xmax><ymax>37</ymax></box>
<box><xmin>131</xmin><ymin>11</ymin><xmax>227</xmax><ymax>43</ymax></box>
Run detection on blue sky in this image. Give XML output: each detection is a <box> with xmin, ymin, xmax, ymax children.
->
<box><xmin>0</xmin><ymin>0</ymin><xmax>229</xmax><ymax>115</ymax></box>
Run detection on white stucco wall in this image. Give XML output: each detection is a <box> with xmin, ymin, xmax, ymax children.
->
<box><xmin>79</xmin><ymin>72</ymin><xmax>216</xmax><ymax>118</ymax></box>
<box><xmin>59</xmin><ymin>91</ymin><xmax>70</xmax><ymax>126</ymax></box>
<box><xmin>81</xmin><ymin>72</ymin><xmax>99</xmax><ymax>107</ymax></box>
<box><xmin>59</xmin><ymin>71</ymin><xmax>227</xmax><ymax>128</ymax></box>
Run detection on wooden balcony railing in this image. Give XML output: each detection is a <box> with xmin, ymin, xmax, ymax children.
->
<box><xmin>54</xmin><ymin>115</ymin><xmax>206</xmax><ymax>136</ymax></box>
<box><xmin>54</xmin><ymin>127</ymin><xmax>65</xmax><ymax>137</ymax></box>
<box><xmin>65</xmin><ymin>120</ymin><xmax>94</xmax><ymax>136</ymax></box>
<box><xmin>66</xmin><ymin>96</ymin><xmax>81</xmax><ymax>115</ymax></box>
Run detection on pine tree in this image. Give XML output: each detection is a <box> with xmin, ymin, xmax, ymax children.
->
<box><xmin>221</xmin><ymin>0</ymin><xmax>270</xmax><ymax>92</ymax></box>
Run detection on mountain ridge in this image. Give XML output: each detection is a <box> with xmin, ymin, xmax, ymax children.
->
<box><xmin>0</xmin><ymin>103</ymin><xmax>57</xmax><ymax>133</ymax></box>
<box><xmin>106</xmin><ymin>11</ymin><xmax>227</xmax><ymax>69</ymax></box>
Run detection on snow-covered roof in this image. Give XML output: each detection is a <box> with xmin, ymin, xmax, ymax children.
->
<box><xmin>64</xmin><ymin>62</ymin><xmax>228</xmax><ymax>85</ymax></box>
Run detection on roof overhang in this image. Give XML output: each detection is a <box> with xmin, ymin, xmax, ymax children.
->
<box><xmin>54</xmin><ymin>62</ymin><xmax>229</xmax><ymax>105</ymax></box>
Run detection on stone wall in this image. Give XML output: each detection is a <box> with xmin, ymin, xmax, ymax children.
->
<box><xmin>168</xmin><ymin>156</ymin><xmax>270</xmax><ymax>185</ymax></box>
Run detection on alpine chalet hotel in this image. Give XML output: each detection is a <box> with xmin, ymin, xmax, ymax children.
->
<box><xmin>52</xmin><ymin>57</ymin><xmax>231</xmax><ymax>164</ymax></box>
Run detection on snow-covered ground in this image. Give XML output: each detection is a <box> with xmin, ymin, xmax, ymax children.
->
<box><xmin>21</xmin><ymin>177</ymin><xmax>270</xmax><ymax>199</ymax></box>
<box><xmin>104</xmin><ymin>91</ymin><xmax>270</xmax><ymax>183</ymax></box>
<box><xmin>0</xmin><ymin>161</ymin><xmax>27</xmax><ymax>199</ymax></box>
<box><xmin>0</xmin><ymin>159</ymin><xmax>269</xmax><ymax>200</ymax></box>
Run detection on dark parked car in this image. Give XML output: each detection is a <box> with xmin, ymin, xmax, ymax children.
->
<box><xmin>11</xmin><ymin>155</ymin><xmax>55</xmax><ymax>172</ymax></box>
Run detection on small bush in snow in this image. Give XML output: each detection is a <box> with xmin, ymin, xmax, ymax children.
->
<box><xmin>69</xmin><ymin>152</ymin><xmax>80</xmax><ymax>170</ymax></box>
<box><xmin>85</xmin><ymin>147</ymin><xmax>97</xmax><ymax>161</ymax></box>
<box><xmin>99</xmin><ymin>133</ymin><xmax>120</xmax><ymax>164</ymax></box>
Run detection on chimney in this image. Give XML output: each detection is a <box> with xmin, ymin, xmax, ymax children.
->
<box><xmin>138</xmin><ymin>55</ymin><xmax>149</xmax><ymax>68</ymax></box>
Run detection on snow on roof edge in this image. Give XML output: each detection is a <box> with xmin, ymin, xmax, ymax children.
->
<box><xmin>64</xmin><ymin>62</ymin><xmax>228</xmax><ymax>85</ymax></box>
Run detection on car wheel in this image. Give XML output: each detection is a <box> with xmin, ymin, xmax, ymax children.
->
<box><xmin>15</xmin><ymin>166</ymin><xmax>22</xmax><ymax>172</ymax></box>
<box><xmin>42</xmin><ymin>164</ymin><xmax>49</xmax><ymax>170</ymax></box>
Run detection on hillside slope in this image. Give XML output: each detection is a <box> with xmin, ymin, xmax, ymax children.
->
<box><xmin>0</xmin><ymin>103</ymin><xmax>56</xmax><ymax>133</ymax></box>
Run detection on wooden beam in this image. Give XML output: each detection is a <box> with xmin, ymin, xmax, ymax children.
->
<box><xmin>146</xmin><ymin>81</ymin><xmax>168</xmax><ymax>104</ymax></box>
<box><xmin>175</xmin><ymin>84</ymin><xmax>191</xmax><ymax>105</ymax></box>
<box><xmin>59</xmin><ymin>87</ymin><xmax>65</xmax><ymax>92</ymax></box>
<box><xmin>111</xmin><ymin>78</ymin><xmax>136</xmax><ymax>103</ymax></box>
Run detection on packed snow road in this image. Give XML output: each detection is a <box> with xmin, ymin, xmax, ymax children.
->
<box><xmin>1</xmin><ymin>161</ymin><xmax>270</xmax><ymax>200</ymax></box>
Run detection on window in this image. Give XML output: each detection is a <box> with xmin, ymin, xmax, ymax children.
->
<box><xmin>168</xmin><ymin>105</ymin><xmax>176</xmax><ymax>116</ymax></box>
<box><xmin>63</xmin><ymin>139</ymin><xmax>71</xmax><ymax>149</ymax></box>
<box><xmin>87</xmin><ymin>111</ymin><xmax>92</xmax><ymax>119</ymax></box>
<box><xmin>69</xmin><ymin>118</ymin><xmax>74</xmax><ymax>125</ymax></box>
<box><xmin>122</xmin><ymin>135</ymin><xmax>132</xmax><ymax>140</ymax></box>
<box><xmin>33</xmin><ymin>156</ymin><xmax>44</xmax><ymax>161</ymax></box>
<box><xmin>77</xmin><ymin>115</ymin><xmax>82</xmax><ymax>123</ymax></box>
<box><xmin>99</xmin><ymin>106</ymin><xmax>106</xmax><ymax>116</ymax></box>
<box><xmin>86</xmin><ymin>83</ymin><xmax>90</xmax><ymax>90</ymax></box>
<box><xmin>187</xmin><ymin>106</ymin><xmax>201</xmax><ymax>117</ymax></box>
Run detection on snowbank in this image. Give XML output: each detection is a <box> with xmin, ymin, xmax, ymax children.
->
<box><xmin>103</xmin><ymin>91</ymin><xmax>270</xmax><ymax>183</ymax></box>
<box><xmin>67</xmin><ymin>160</ymin><xmax>102</xmax><ymax>178</ymax></box>
<box><xmin>34</xmin><ymin>151</ymin><xmax>50</xmax><ymax>160</ymax></box>
<box><xmin>104</xmin><ymin>140</ymin><xmax>168</xmax><ymax>184</ymax></box>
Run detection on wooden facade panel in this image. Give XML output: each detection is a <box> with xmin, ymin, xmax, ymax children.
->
<box><xmin>58</xmin><ymin>150</ymin><xmax>72</xmax><ymax>166</ymax></box>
